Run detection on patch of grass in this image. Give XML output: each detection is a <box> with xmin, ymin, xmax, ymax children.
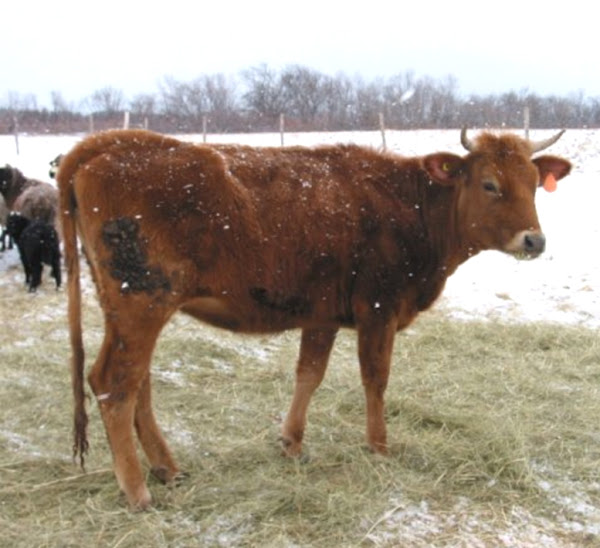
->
<box><xmin>0</xmin><ymin>264</ymin><xmax>599</xmax><ymax>546</ymax></box>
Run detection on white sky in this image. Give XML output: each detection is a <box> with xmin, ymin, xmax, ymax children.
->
<box><xmin>2</xmin><ymin>0</ymin><xmax>598</xmax><ymax>107</ymax></box>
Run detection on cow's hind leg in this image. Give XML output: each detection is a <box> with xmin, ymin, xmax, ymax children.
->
<box><xmin>88</xmin><ymin>312</ymin><xmax>167</xmax><ymax>509</ymax></box>
<box><xmin>28</xmin><ymin>260</ymin><xmax>43</xmax><ymax>292</ymax></box>
<box><xmin>281</xmin><ymin>327</ymin><xmax>338</xmax><ymax>458</ymax></box>
<box><xmin>50</xmin><ymin>255</ymin><xmax>61</xmax><ymax>288</ymax></box>
<box><xmin>134</xmin><ymin>372</ymin><xmax>181</xmax><ymax>484</ymax></box>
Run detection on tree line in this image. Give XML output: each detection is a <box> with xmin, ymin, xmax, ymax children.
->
<box><xmin>2</xmin><ymin>64</ymin><xmax>599</xmax><ymax>135</ymax></box>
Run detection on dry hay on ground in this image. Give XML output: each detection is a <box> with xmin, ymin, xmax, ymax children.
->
<box><xmin>0</xmin><ymin>262</ymin><xmax>599</xmax><ymax>546</ymax></box>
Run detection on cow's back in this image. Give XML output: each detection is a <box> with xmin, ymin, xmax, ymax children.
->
<box><xmin>13</xmin><ymin>183</ymin><xmax>58</xmax><ymax>226</ymax></box>
<box><xmin>58</xmin><ymin>130</ymin><xmax>427</xmax><ymax>332</ymax></box>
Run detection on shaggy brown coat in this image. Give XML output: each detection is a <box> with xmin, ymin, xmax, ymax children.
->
<box><xmin>0</xmin><ymin>165</ymin><xmax>58</xmax><ymax>226</ymax></box>
<box><xmin>57</xmin><ymin>128</ymin><xmax>572</xmax><ymax>509</ymax></box>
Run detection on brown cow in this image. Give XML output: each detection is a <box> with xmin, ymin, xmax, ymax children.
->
<box><xmin>57</xmin><ymin>128</ymin><xmax>571</xmax><ymax>509</ymax></box>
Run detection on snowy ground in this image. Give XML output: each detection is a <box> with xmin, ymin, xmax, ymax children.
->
<box><xmin>1</xmin><ymin>128</ymin><xmax>598</xmax><ymax>328</ymax></box>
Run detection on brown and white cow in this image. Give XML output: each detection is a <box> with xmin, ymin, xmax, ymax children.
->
<box><xmin>57</xmin><ymin>128</ymin><xmax>571</xmax><ymax>509</ymax></box>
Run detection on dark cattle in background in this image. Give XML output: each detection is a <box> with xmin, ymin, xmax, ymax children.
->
<box><xmin>0</xmin><ymin>165</ymin><xmax>59</xmax><ymax>227</ymax></box>
<box><xmin>49</xmin><ymin>154</ymin><xmax>63</xmax><ymax>179</ymax></box>
<box><xmin>57</xmin><ymin>128</ymin><xmax>572</xmax><ymax>509</ymax></box>
<box><xmin>0</xmin><ymin>227</ymin><xmax>11</xmax><ymax>252</ymax></box>
<box><xmin>0</xmin><ymin>195</ymin><xmax>12</xmax><ymax>251</ymax></box>
<box><xmin>7</xmin><ymin>212</ymin><xmax>61</xmax><ymax>292</ymax></box>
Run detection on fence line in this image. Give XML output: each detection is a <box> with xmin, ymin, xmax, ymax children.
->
<box><xmin>5</xmin><ymin>108</ymin><xmax>544</xmax><ymax>152</ymax></box>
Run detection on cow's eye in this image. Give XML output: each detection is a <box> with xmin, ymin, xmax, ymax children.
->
<box><xmin>483</xmin><ymin>180</ymin><xmax>500</xmax><ymax>195</ymax></box>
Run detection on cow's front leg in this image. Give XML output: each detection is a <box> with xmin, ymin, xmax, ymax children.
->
<box><xmin>281</xmin><ymin>327</ymin><xmax>338</xmax><ymax>458</ymax></box>
<box><xmin>357</xmin><ymin>318</ymin><xmax>396</xmax><ymax>455</ymax></box>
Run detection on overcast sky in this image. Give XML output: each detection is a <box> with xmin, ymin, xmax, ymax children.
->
<box><xmin>3</xmin><ymin>0</ymin><xmax>597</xmax><ymax>108</ymax></box>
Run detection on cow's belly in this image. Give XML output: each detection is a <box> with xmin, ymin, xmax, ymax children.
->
<box><xmin>178</xmin><ymin>296</ymin><xmax>297</xmax><ymax>333</ymax></box>
<box><xmin>179</xmin><ymin>292</ymin><xmax>346</xmax><ymax>334</ymax></box>
<box><xmin>180</xmin><ymin>297</ymin><xmax>244</xmax><ymax>331</ymax></box>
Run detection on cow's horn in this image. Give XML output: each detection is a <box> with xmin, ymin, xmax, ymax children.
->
<box><xmin>529</xmin><ymin>129</ymin><xmax>566</xmax><ymax>154</ymax></box>
<box><xmin>460</xmin><ymin>127</ymin><xmax>475</xmax><ymax>151</ymax></box>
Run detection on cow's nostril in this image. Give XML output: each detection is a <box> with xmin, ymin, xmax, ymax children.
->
<box><xmin>524</xmin><ymin>232</ymin><xmax>546</xmax><ymax>253</ymax></box>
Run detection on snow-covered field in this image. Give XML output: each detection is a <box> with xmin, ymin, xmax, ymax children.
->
<box><xmin>1</xmin><ymin>128</ymin><xmax>598</xmax><ymax>328</ymax></box>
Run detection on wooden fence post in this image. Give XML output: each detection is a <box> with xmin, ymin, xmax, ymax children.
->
<box><xmin>12</xmin><ymin>116</ymin><xmax>19</xmax><ymax>155</ymax></box>
<box><xmin>203</xmin><ymin>115</ymin><xmax>208</xmax><ymax>143</ymax></box>
<box><xmin>123</xmin><ymin>111</ymin><xmax>130</xmax><ymax>129</ymax></box>
<box><xmin>89</xmin><ymin>114</ymin><xmax>94</xmax><ymax>133</ymax></box>
<box><xmin>379</xmin><ymin>112</ymin><xmax>387</xmax><ymax>150</ymax></box>
<box><xmin>524</xmin><ymin>106</ymin><xmax>530</xmax><ymax>139</ymax></box>
<box><xmin>280</xmin><ymin>113</ymin><xmax>285</xmax><ymax>146</ymax></box>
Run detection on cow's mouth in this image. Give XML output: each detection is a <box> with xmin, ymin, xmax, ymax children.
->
<box><xmin>509</xmin><ymin>250</ymin><xmax>540</xmax><ymax>261</ymax></box>
<box><xmin>504</xmin><ymin>230</ymin><xmax>546</xmax><ymax>260</ymax></box>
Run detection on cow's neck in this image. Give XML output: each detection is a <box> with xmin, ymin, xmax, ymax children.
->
<box><xmin>414</xmin><ymin>182</ymin><xmax>478</xmax><ymax>282</ymax></box>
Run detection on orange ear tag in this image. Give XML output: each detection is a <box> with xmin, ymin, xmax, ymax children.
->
<box><xmin>543</xmin><ymin>173</ymin><xmax>557</xmax><ymax>192</ymax></box>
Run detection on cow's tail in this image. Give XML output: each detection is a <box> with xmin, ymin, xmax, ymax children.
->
<box><xmin>56</xmin><ymin>150</ymin><xmax>88</xmax><ymax>468</ymax></box>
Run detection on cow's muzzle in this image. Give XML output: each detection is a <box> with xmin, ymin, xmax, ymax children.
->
<box><xmin>506</xmin><ymin>230</ymin><xmax>546</xmax><ymax>259</ymax></box>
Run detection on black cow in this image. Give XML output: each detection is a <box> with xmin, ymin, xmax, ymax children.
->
<box><xmin>6</xmin><ymin>212</ymin><xmax>61</xmax><ymax>292</ymax></box>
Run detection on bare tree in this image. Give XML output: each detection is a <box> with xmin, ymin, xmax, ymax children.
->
<box><xmin>544</xmin><ymin>95</ymin><xmax>577</xmax><ymax>128</ymax></box>
<box><xmin>158</xmin><ymin>76</ymin><xmax>206</xmax><ymax>131</ymax></box>
<box><xmin>322</xmin><ymin>74</ymin><xmax>357</xmax><ymax>130</ymax></box>
<box><xmin>280</xmin><ymin>65</ymin><xmax>329</xmax><ymax>128</ymax></box>
<box><xmin>383</xmin><ymin>72</ymin><xmax>417</xmax><ymax>128</ymax></box>
<box><xmin>355</xmin><ymin>77</ymin><xmax>384</xmax><ymax>129</ymax></box>
<box><xmin>242</xmin><ymin>64</ymin><xmax>286</xmax><ymax>128</ymax></box>
<box><xmin>585</xmin><ymin>97</ymin><xmax>600</xmax><ymax>127</ymax></box>
<box><xmin>88</xmin><ymin>86</ymin><xmax>125</xmax><ymax>114</ymax></box>
<box><xmin>3</xmin><ymin>91</ymin><xmax>38</xmax><ymax>111</ymax></box>
<box><xmin>429</xmin><ymin>75</ymin><xmax>460</xmax><ymax>127</ymax></box>
<box><xmin>50</xmin><ymin>91</ymin><xmax>72</xmax><ymax>113</ymax></box>
<box><xmin>130</xmin><ymin>93</ymin><xmax>156</xmax><ymax>116</ymax></box>
<box><xmin>127</xmin><ymin>93</ymin><xmax>156</xmax><ymax>129</ymax></box>
<box><xmin>157</xmin><ymin>74</ymin><xmax>240</xmax><ymax>132</ymax></box>
<box><xmin>199</xmin><ymin>74</ymin><xmax>239</xmax><ymax>131</ymax></box>
<box><xmin>1</xmin><ymin>65</ymin><xmax>599</xmax><ymax>134</ymax></box>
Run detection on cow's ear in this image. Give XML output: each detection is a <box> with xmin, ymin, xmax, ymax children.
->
<box><xmin>423</xmin><ymin>153</ymin><xmax>465</xmax><ymax>185</ymax></box>
<box><xmin>533</xmin><ymin>155</ymin><xmax>572</xmax><ymax>185</ymax></box>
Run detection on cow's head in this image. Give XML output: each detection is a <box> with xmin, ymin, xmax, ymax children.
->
<box><xmin>6</xmin><ymin>211</ymin><xmax>30</xmax><ymax>240</ymax></box>
<box><xmin>49</xmin><ymin>154</ymin><xmax>63</xmax><ymax>179</ymax></box>
<box><xmin>422</xmin><ymin>129</ymin><xmax>571</xmax><ymax>259</ymax></box>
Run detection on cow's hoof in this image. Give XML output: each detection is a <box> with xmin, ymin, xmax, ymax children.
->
<box><xmin>279</xmin><ymin>436</ymin><xmax>309</xmax><ymax>462</ymax></box>
<box><xmin>126</xmin><ymin>485</ymin><xmax>152</xmax><ymax>511</ymax></box>
<box><xmin>367</xmin><ymin>443</ymin><xmax>389</xmax><ymax>456</ymax></box>
<box><xmin>150</xmin><ymin>466</ymin><xmax>186</xmax><ymax>485</ymax></box>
